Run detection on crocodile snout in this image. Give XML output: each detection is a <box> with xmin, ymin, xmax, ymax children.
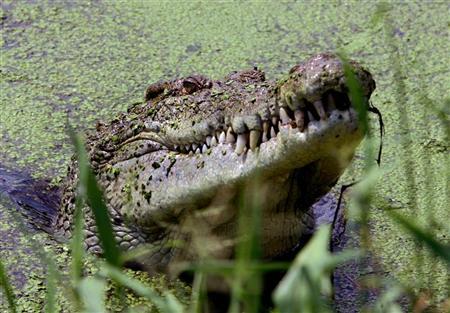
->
<box><xmin>57</xmin><ymin>53</ymin><xmax>377</xmax><ymax>272</ymax></box>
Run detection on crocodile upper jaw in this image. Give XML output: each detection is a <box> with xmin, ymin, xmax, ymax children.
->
<box><xmin>109</xmin><ymin>101</ymin><xmax>364</xmax><ymax>265</ymax></box>
<box><xmin>145</xmin><ymin>108</ymin><xmax>362</xmax><ymax>217</ymax></box>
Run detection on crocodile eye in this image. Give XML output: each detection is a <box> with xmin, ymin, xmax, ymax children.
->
<box><xmin>182</xmin><ymin>79</ymin><xmax>200</xmax><ymax>94</ymax></box>
<box><xmin>144</xmin><ymin>81</ymin><xmax>168</xmax><ymax>102</ymax></box>
<box><xmin>181</xmin><ymin>75</ymin><xmax>212</xmax><ymax>95</ymax></box>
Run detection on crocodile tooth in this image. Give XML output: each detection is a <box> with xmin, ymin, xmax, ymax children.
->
<box><xmin>192</xmin><ymin>143</ymin><xmax>198</xmax><ymax>150</ymax></box>
<box><xmin>206</xmin><ymin>136</ymin><xmax>212</xmax><ymax>147</ymax></box>
<box><xmin>262</xmin><ymin>120</ymin><xmax>270</xmax><ymax>142</ymax></box>
<box><xmin>270</xmin><ymin>126</ymin><xmax>276</xmax><ymax>138</ymax></box>
<box><xmin>249</xmin><ymin>130</ymin><xmax>260</xmax><ymax>151</ymax></box>
<box><xmin>313</xmin><ymin>100</ymin><xmax>327</xmax><ymax>120</ymax></box>
<box><xmin>185</xmin><ymin>145</ymin><xmax>190</xmax><ymax>152</ymax></box>
<box><xmin>307</xmin><ymin>110</ymin><xmax>315</xmax><ymax>122</ymax></box>
<box><xmin>279</xmin><ymin>107</ymin><xmax>291</xmax><ymax>125</ymax></box>
<box><xmin>294</xmin><ymin>109</ymin><xmax>306</xmax><ymax>132</ymax></box>
<box><xmin>263</xmin><ymin>120</ymin><xmax>270</xmax><ymax>132</ymax></box>
<box><xmin>271</xmin><ymin>116</ymin><xmax>279</xmax><ymax>127</ymax></box>
<box><xmin>202</xmin><ymin>144</ymin><xmax>208</xmax><ymax>153</ymax></box>
<box><xmin>226</xmin><ymin>127</ymin><xmax>236</xmax><ymax>143</ymax></box>
<box><xmin>262</xmin><ymin>133</ymin><xmax>269</xmax><ymax>143</ymax></box>
<box><xmin>235</xmin><ymin>133</ymin><xmax>247</xmax><ymax>155</ymax></box>
<box><xmin>305</xmin><ymin>100</ymin><xmax>319</xmax><ymax>120</ymax></box>
<box><xmin>219</xmin><ymin>131</ymin><xmax>226</xmax><ymax>144</ymax></box>
<box><xmin>174</xmin><ymin>145</ymin><xmax>179</xmax><ymax>151</ymax></box>
<box><xmin>326</xmin><ymin>92</ymin><xmax>336</xmax><ymax>111</ymax></box>
<box><xmin>195</xmin><ymin>147</ymin><xmax>201</xmax><ymax>154</ymax></box>
<box><xmin>210</xmin><ymin>135</ymin><xmax>218</xmax><ymax>146</ymax></box>
<box><xmin>279</xmin><ymin>120</ymin><xmax>284</xmax><ymax>130</ymax></box>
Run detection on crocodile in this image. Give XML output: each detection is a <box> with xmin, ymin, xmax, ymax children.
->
<box><xmin>50</xmin><ymin>53</ymin><xmax>376</xmax><ymax>277</ymax></box>
<box><xmin>50</xmin><ymin>53</ymin><xmax>374</xmax><ymax>277</ymax></box>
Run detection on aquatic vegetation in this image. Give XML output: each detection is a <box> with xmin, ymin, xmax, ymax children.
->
<box><xmin>1</xmin><ymin>1</ymin><xmax>448</xmax><ymax>312</ymax></box>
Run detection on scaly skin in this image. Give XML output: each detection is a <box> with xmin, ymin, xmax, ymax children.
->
<box><xmin>57</xmin><ymin>53</ymin><xmax>375</xmax><ymax>274</ymax></box>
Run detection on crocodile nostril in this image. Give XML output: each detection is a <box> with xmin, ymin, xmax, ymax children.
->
<box><xmin>279</xmin><ymin>107</ymin><xmax>291</xmax><ymax>125</ymax></box>
<box><xmin>313</xmin><ymin>99</ymin><xmax>327</xmax><ymax>120</ymax></box>
<box><xmin>262</xmin><ymin>120</ymin><xmax>271</xmax><ymax>143</ymax></box>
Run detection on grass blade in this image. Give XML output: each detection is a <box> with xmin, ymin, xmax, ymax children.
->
<box><xmin>229</xmin><ymin>179</ymin><xmax>264</xmax><ymax>313</ymax></box>
<box><xmin>71</xmin><ymin>196</ymin><xmax>84</xmax><ymax>285</ymax></box>
<box><xmin>69</xmin><ymin>128</ymin><xmax>121</xmax><ymax>267</ymax></box>
<box><xmin>78</xmin><ymin>277</ymin><xmax>106</xmax><ymax>313</ymax></box>
<box><xmin>189</xmin><ymin>270</ymin><xmax>206</xmax><ymax>313</ymax></box>
<box><xmin>70</xmin><ymin>196</ymin><xmax>85</xmax><ymax>310</ymax></box>
<box><xmin>0</xmin><ymin>258</ymin><xmax>16</xmax><ymax>313</ymax></box>
<box><xmin>337</xmin><ymin>53</ymin><xmax>370</xmax><ymax>137</ymax></box>
<box><xmin>45</xmin><ymin>259</ymin><xmax>57</xmax><ymax>313</ymax></box>
<box><xmin>273</xmin><ymin>225</ymin><xmax>359</xmax><ymax>313</ymax></box>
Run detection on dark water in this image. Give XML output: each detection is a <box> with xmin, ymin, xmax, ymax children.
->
<box><xmin>0</xmin><ymin>165</ymin><xmax>60</xmax><ymax>233</ymax></box>
<box><xmin>0</xmin><ymin>165</ymin><xmax>60</xmax><ymax>290</ymax></box>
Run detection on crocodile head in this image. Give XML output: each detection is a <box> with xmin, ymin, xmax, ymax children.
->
<box><xmin>59</xmin><ymin>53</ymin><xmax>375</xmax><ymax>272</ymax></box>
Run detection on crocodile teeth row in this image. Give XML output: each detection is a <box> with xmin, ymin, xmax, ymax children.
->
<box><xmin>174</xmin><ymin>90</ymin><xmax>352</xmax><ymax>156</ymax></box>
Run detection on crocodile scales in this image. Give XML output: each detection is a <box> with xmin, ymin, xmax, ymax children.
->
<box><xmin>54</xmin><ymin>53</ymin><xmax>375</xmax><ymax>274</ymax></box>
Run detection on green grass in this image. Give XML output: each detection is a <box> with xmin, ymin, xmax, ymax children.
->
<box><xmin>0</xmin><ymin>258</ymin><xmax>16</xmax><ymax>313</ymax></box>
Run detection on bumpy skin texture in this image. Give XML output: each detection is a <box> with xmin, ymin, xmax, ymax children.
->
<box><xmin>57</xmin><ymin>53</ymin><xmax>375</xmax><ymax>274</ymax></box>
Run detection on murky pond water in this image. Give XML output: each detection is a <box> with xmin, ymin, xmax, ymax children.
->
<box><xmin>1</xmin><ymin>1</ymin><xmax>448</xmax><ymax>311</ymax></box>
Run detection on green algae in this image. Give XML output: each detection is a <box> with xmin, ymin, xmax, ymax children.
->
<box><xmin>0</xmin><ymin>223</ymin><xmax>191</xmax><ymax>312</ymax></box>
<box><xmin>1</xmin><ymin>0</ymin><xmax>449</xmax><ymax>311</ymax></box>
